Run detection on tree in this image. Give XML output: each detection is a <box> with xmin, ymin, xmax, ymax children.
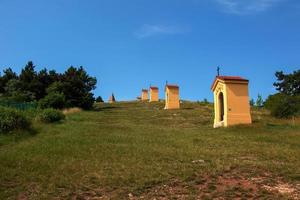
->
<box><xmin>250</xmin><ymin>99</ymin><xmax>255</xmax><ymax>106</ymax></box>
<box><xmin>36</xmin><ymin>69</ymin><xmax>53</xmax><ymax>100</ymax></box>
<box><xmin>4</xmin><ymin>79</ymin><xmax>35</xmax><ymax>102</ymax></box>
<box><xmin>19</xmin><ymin>61</ymin><xmax>36</xmax><ymax>85</ymax></box>
<box><xmin>256</xmin><ymin>94</ymin><xmax>264</xmax><ymax>107</ymax></box>
<box><xmin>19</xmin><ymin>61</ymin><xmax>39</xmax><ymax>101</ymax></box>
<box><xmin>96</xmin><ymin>96</ymin><xmax>104</xmax><ymax>102</ymax></box>
<box><xmin>0</xmin><ymin>62</ymin><xmax>97</xmax><ymax>109</ymax></box>
<box><xmin>265</xmin><ymin>70</ymin><xmax>300</xmax><ymax>118</ymax></box>
<box><xmin>265</xmin><ymin>93</ymin><xmax>300</xmax><ymax>118</ymax></box>
<box><xmin>46</xmin><ymin>82</ymin><xmax>65</xmax><ymax>95</ymax></box>
<box><xmin>60</xmin><ymin>66</ymin><xmax>97</xmax><ymax>109</ymax></box>
<box><xmin>0</xmin><ymin>68</ymin><xmax>17</xmax><ymax>94</ymax></box>
<box><xmin>274</xmin><ymin>70</ymin><xmax>300</xmax><ymax>96</ymax></box>
<box><xmin>38</xmin><ymin>92</ymin><xmax>66</xmax><ymax>109</ymax></box>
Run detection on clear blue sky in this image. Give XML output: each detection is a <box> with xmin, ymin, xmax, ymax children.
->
<box><xmin>1</xmin><ymin>0</ymin><xmax>299</xmax><ymax>102</ymax></box>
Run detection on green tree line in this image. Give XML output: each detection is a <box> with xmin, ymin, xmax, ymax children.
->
<box><xmin>0</xmin><ymin>61</ymin><xmax>97</xmax><ymax>109</ymax></box>
<box><xmin>265</xmin><ymin>70</ymin><xmax>300</xmax><ymax>118</ymax></box>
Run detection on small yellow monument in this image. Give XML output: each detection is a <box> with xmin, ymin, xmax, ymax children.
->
<box><xmin>149</xmin><ymin>86</ymin><xmax>159</xmax><ymax>102</ymax></box>
<box><xmin>141</xmin><ymin>89</ymin><xmax>149</xmax><ymax>101</ymax></box>
<box><xmin>109</xmin><ymin>93</ymin><xmax>116</xmax><ymax>103</ymax></box>
<box><xmin>211</xmin><ymin>76</ymin><xmax>252</xmax><ymax>128</ymax></box>
<box><xmin>164</xmin><ymin>84</ymin><xmax>180</xmax><ymax>109</ymax></box>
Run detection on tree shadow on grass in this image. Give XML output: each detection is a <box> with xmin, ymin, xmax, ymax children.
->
<box><xmin>0</xmin><ymin>128</ymin><xmax>38</xmax><ymax>147</ymax></box>
<box><xmin>181</xmin><ymin>107</ymin><xmax>195</xmax><ymax>110</ymax></box>
<box><xmin>93</xmin><ymin>106</ymin><xmax>123</xmax><ymax>112</ymax></box>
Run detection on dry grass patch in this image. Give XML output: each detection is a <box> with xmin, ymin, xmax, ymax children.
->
<box><xmin>62</xmin><ymin>107</ymin><xmax>82</xmax><ymax>115</ymax></box>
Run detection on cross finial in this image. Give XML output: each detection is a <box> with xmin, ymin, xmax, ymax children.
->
<box><xmin>217</xmin><ymin>66</ymin><xmax>220</xmax><ymax>77</ymax></box>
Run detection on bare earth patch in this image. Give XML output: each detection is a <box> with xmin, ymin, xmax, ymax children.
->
<box><xmin>263</xmin><ymin>183</ymin><xmax>300</xmax><ymax>199</ymax></box>
<box><xmin>135</xmin><ymin>171</ymin><xmax>300</xmax><ymax>200</ymax></box>
<box><xmin>21</xmin><ymin>170</ymin><xmax>297</xmax><ymax>200</ymax></box>
<box><xmin>61</xmin><ymin>171</ymin><xmax>300</xmax><ymax>199</ymax></box>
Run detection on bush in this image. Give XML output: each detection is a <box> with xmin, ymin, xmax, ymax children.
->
<box><xmin>0</xmin><ymin>106</ymin><xmax>31</xmax><ymax>133</ymax></box>
<box><xmin>265</xmin><ymin>93</ymin><xmax>300</xmax><ymax>118</ymax></box>
<box><xmin>38</xmin><ymin>92</ymin><xmax>66</xmax><ymax>109</ymax></box>
<box><xmin>95</xmin><ymin>96</ymin><xmax>104</xmax><ymax>103</ymax></box>
<box><xmin>78</xmin><ymin>93</ymin><xmax>95</xmax><ymax>110</ymax></box>
<box><xmin>37</xmin><ymin>108</ymin><xmax>65</xmax><ymax>123</ymax></box>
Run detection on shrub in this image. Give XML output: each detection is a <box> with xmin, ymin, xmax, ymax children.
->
<box><xmin>78</xmin><ymin>93</ymin><xmax>95</xmax><ymax>110</ymax></box>
<box><xmin>0</xmin><ymin>106</ymin><xmax>31</xmax><ymax>133</ymax></box>
<box><xmin>37</xmin><ymin>108</ymin><xmax>65</xmax><ymax>123</ymax></box>
<box><xmin>95</xmin><ymin>96</ymin><xmax>104</xmax><ymax>103</ymax></box>
<box><xmin>38</xmin><ymin>92</ymin><xmax>66</xmax><ymax>109</ymax></box>
<box><xmin>265</xmin><ymin>93</ymin><xmax>300</xmax><ymax>118</ymax></box>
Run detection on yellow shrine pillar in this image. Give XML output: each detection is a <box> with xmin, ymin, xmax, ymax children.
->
<box><xmin>149</xmin><ymin>87</ymin><xmax>159</xmax><ymax>102</ymax></box>
<box><xmin>109</xmin><ymin>93</ymin><xmax>116</xmax><ymax>103</ymax></box>
<box><xmin>211</xmin><ymin>76</ymin><xmax>252</xmax><ymax>128</ymax></box>
<box><xmin>164</xmin><ymin>84</ymin><xmax>180</xmax><ymax>109</ymax></box>
<box><xmin>141</xmin><ymin>89</ymin><xmax>149</xmax><ymax>101</ymax></box>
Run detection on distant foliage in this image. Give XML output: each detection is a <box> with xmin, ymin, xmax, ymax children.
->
<box><xmin>95</xmin><ymin>96</ymin><xmax>104</xmax><ymax>103</ymax></box>
<box><xmin>37</xmin><ymin>109</ymin><xmax>65</xmax><ymax>123</ymax></box>
<box><xmin>203</xmin><ymin>98</ymin><xmax>209</xmax><ymax>104</ymax></box>
<box><xmin>0</xmin><ymin>68</ymin><xmax>17</xmax><ymax>94</ymax></box>
<box><xmin>59</xmin><ymin>66</ymin><xmax>96</xmax><ymax>109</ymax></box>
<box><xmin>38</xmin><ymin>92</ymin><xmax>66</xmax><ymax>109</ymax></box>
<box><xmin>0</xmin><ymin>61</ymin><xmax>97</xmax><ymax>109</ymax></box>
<box><xmin>265</xmin><ymin>93</ymin><xmax>300</xmax><ymax>118</ymax></box>
<box><xmin>255</xmin><ymin>94</ymin><xmax>264</xmax><ymax>107</ymax></box>
<box><xmin>265</xmin><ymin>70</ymin><xmax>300</xmax><ymax>118</ymax></box>
<box><xmin>274</xmin><ymin>70</ymin><xmax>300</xmax><ymax>96</ymax></box>
<box><xmin>0</xmin><ymin>107</ymin><xmax>31</xmax><ymax>133</ymax></box>
<box><xmin>250</xmin><ymin>99</ymin><xmax>255</xmax><ymax>106</ymax></box>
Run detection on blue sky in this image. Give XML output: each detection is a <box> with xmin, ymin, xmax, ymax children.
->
<box><xmin>1</xmin><ymin>0</ymin><xmax>299</xmax><ymax>102</ymax></box>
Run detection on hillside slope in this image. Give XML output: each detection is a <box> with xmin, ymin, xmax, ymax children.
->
<box><xmin>0</xmin><ymin>101</ymin><xmax>300</xmax><ymax>199</ymax></box>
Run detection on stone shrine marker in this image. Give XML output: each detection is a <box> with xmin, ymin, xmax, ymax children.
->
<box><xmin>109</xmin><ymin>93</ymin><xmax>116</xmax><ymax>103</ymax></box>
<box><xmin>211</xmin><ymin>76</ymin><xmax>252</xmax><ymax>128</ymax></box>
<box><xmin>164</xmin><ymin>84</ymin><xmax>180</xmax><ymax>109</ymax></box>
<box><xmin>141</xmin><ymin>89</ymin><xmax>149</xmax><ymax>101</ymax></box>
<box><xmin>149</xmin><ymin>87</ymin><xmax>159</xmax><ymax>102</ymax></box>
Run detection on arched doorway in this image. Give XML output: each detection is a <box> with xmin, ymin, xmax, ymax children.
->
<box><xmin>218</xmin><ymin>92</ymin><xmax>224</xmax><ymax>122</ymax></box>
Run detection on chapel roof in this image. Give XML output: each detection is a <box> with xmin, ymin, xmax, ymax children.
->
<box><xmin>211</xmin><ymin>76</ymin><xmax>249</xmax><ymax>90</ymax></box>
<box><xmin>166</xmin><ymin>84</ymin><xmax>179</xmax><ymax>89</ymax></box>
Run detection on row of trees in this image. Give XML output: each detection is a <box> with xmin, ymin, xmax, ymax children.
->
<box><xmin>0</xmin><ymin>61</ymin><xmax>97</xmax><ymax>109</ymax></box>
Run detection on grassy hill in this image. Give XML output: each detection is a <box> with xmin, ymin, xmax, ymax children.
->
<box><xmin>0</xmin><ymin>101</ymin><xmax>300</xmax><ymax>199</ymax></box>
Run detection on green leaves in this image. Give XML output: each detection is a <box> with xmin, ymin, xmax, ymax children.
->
<box><xmin>0</xmin><ymin>62</ymin><xmax>97</xmax><ymax>110</ymax></box>
<box><xmin>37</xmin><ymin>108</ymin><xmax>65</xmax><ymax>123</ymax></box>
<box><xmin>265</xmin><ymin>94</ymin><xmax>300</xmax><ymax>118</ymax></box>
<box><xmin>274</xmin><ymin>70</ymin><xmax>300</xmax><ymax>96</ymax></box>
<box><xmin>0</xmin><ymin>107</ymin><xmax>31</xmax><ymax>133</ymax></box>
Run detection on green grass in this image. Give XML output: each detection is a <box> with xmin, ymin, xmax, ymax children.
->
<box><xmin>0</xmin><ymin>101</ymin><xmax>299</xmax><ymax>199</ymax></box>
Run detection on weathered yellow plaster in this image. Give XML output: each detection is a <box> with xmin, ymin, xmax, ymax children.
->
<box><xmin>164</xmin><ymin>85</ymin><xmax>180</xmax><ymax>109</ymax></box>
<box><xmin>109</xmin><ymin>93</ymin><xmax>116</xmax><ymax>103</ymax></box>
<box><xmin>149</xmin><ymin>87</ymin><xmax>159</xmax><ymax>102</ymax></box>
<box><xmin>141</xmin><ymin>89</ymin><xmax>149</xmax><ymax>101</ymax></box>
<box><xmin>211</xmin><ymin>76</ymin><xmax>252</xmax><ymax>128</ymax></box>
